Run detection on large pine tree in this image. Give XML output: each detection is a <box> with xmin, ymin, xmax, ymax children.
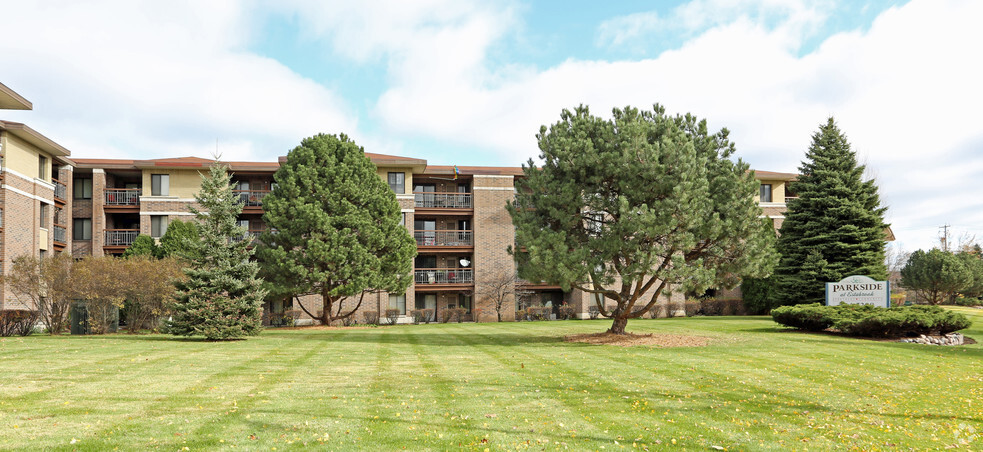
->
<box><xmin>255</xmin><ymin>133</ymin><xmax>415</xmax><ymax>325</ymax></box>
<box><xmin>773</xmin><ymin>118</ymin><xmax>888</xmax><ymax>306</ymax></box>
<box><xmin>168</xmin><ymin>163</ymin><xmax>266</xmax><ymax>340</ymax></box>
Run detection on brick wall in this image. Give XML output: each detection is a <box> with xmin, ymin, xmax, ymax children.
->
<box><xmin>472</xmin><ymin>175</ymin><xmax>516</xmax><ymax>321</ymax></box>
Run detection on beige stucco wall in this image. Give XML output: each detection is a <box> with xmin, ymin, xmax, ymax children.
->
<box><xmin>755</xmin><ymin>179</ymin><xmax>787</xmax><ymax>203</ymax></box>
<box><xmin>375</xmin><ymin>166</ymin><xmax>414</xmax><ymax>195</ymax></box>
<box><xmin>3</xmin><ymin>133</ymin><xmax>52</xmax><ymax>181</ymax></box>
<box><xmin>141</xmin><ymin>169</ymin><xmax>205</xmax><ymax>198</ymax></box>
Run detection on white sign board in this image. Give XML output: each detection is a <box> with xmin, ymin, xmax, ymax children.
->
<box><xmin>825</xmin><ymin>275</ymin><xmax>890</xmax><ymax>308</ymax></box>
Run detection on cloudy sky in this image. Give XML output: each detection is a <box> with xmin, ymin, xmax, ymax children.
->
<box><xmin>2</xmin><ymin>0</ymin><xmax>980</xmax><ymax>251</ymax></box>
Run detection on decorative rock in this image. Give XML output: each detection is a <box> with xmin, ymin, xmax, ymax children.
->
<box><xmin>901</xmin><ymin>332</ymin><xmax>964</xmax><ymax>345</ymax></box>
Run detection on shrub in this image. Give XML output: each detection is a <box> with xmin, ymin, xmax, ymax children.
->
<box><xmin>684</xmin><ymin>300</ymin><xmax>700</xmax><ymax>317</ymax></box>
<box><xmin>527</xmin><ymin>306</ymin><xmax>551</xmax><ymax>321</ymax></box>
<box><xmin>649</xmin><ymin>302</ymin><xmax>667</xmax><ymax>319</ymax></box>
<box><xmin>951</xmin><ymin>296</ymin><xmax>983</xmax><ymax>307</ymax></box>
<box><xmin>440</xmin><ymin>309</ymin><xmax>455</xmax><ymax>323</ymax></box>
<box><xmin>557</xmin><ymin>305</ymin><xmax>575</xmax><ymax>320</ymax></box>
<box><xmin>453</xmin><ymin>308</ymin><xmax>468</xmax><ymax>323</ymax></box>
<box><xmin>772</xmin><ymin>303</ymin><xmax>972</xmax><ymax>337</ymax></box>
<box><xmin>0</xmin><ymin>310</ymin><xmax>38</xmax><ymax>337</ymax></box>
<box><xmin>891</xmin><ymin>293</ymin><xmax>908</xmax><ymax>307</ymax></box>
<box><xmin>410</xmin><ymin>309</ymin><xmax>425</xmax><ymax>324</ymax></box>
<box><xmin>771</xmin><ymin>303</ymin><xmax>839</xmax><ymax>331</ymax></box>
<box><xmin>588</xmin><ymin>305</ymin><xmax>600</xmax><ymax>320</ymax></box>
<box><xmin>727</xmin><ymin>299</ymin><xmax>747</xmax><ymax>316</ymax></box>
<box><xmin>700</xmin><ymin>298</ymin><xmax>724</xmax><ymax>316</ymax></box>
<box><xmin>741</xmin><ymin>276</ymin><xmax>776</xmax><ymax>315</ymax></box>
<box><xmin>362</xmin><ymin>310</ymin><xmax>379</xmax><ymax>325</ymax></box>
<box><xmin>341</xmin><ymin>314</ymin><xmax>357</xmax><ymax>327</ymax></box>
<box><xmin>384</xmin><ymin>309</ymin><xmax>401</xmax><ymax>325</ymax></box>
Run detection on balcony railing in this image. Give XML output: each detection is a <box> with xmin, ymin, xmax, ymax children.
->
<box><xmin>414</xmin><ymin>230</ymin><xmax>473</xmax><ymax>247</ymax></box>
<box><xmin>414</xmin><ymin>192</ymin><xmax>472</xmax><ymax>209</ymax></box>
<box><xmin>53</xmin><ymin>225</ymin><xmax>67</xmax><ymax>243</ymax></box>
<box><xmin>414</xmin><ymin>268</ymin><xmax>474</xmax><ymax>285</ymax></box>
<box><xmin>105</xmin><ymin>188</ymin><xmax>141</xmax><ymax>206</ymax></box>
<box><xmin>234</xmin><ymin>190</ymin><xmax>271</xmax><ymax>207</ymax></box>
<box><xmin>53</xmin><ymin>179</ymin><xmax>67</xmax><ymax>201</ymax></box>
<box><xmin>105</xmin><ymin>229</ymin><xmax>139</xmax><ymax>246</ymax></box>
<box><xmin>232</xmin><ymin>229</ymin><xmax>266</xmax><ymax>242</ymax></box>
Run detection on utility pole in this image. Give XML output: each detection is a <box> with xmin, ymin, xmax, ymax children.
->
<box><xmin>939</xmin><ymin>224</ymin><xmax>951</xmax><ymax>252</ymax></box>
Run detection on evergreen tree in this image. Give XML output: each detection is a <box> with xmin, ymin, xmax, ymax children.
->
<box><xmin>121</xmin><ymin>234</ymin><xmax>159</xmax><ymax>259</ymax></box>
<box><xmin>509</xmin><ymin>105</ymin><xmax>776</xmax><ymax>334</ymax></box>
<box><xmin>167</xmin><ymin>163</ymin><xmax>266</xmax><ymax>340</ymax></box>
<box><xmin>158</xmin><ymin>218</ymin><xmax>201</xmax><ymax>260</ymax></box>
<box><xmin>901</xmin><ymin>249</ymin><xmax>972</xmax><ymax>305</ymax></box>
<box><xmin>255</xmin><ymin>133</ymin><xmax>415</xmax><ymax>325</ymax></box>
<box><xmin>773</xmin><ymin>118</ymin><xmax>889</xmax><ymax>306</ymax></box>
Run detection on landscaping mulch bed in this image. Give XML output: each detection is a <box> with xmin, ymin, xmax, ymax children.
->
<box><xmin>564</xmin><ymin>332</ymin><xmax>712</xmax><ymax>347</ymax></box>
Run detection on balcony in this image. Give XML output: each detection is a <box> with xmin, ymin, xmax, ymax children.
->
<box><xmin>53</xmin><ymin>179</ymin><xmax>67</xmax><ymax>202</ymax></box>
<box><xmin>414</xmin><ymin>192</ymin><xmax>472</xmax><ymax>209</ymax></box>
<box><xmin>53</xmin><ymin>225</ymin><xmax>67</xmax><ymax>244</ymax></box>
<box><xmin>414</xmin><ymin>230</ymin><xmax>473</xmax><ymax>247</ymax></box>
<box><xmin>105</xmin><ymin>229</ymin><xmax>139</xmax><ymax>247</ymax></box>
<box><xmin>234</xmin><ymin>190</ymin><xmax>270</xmax><ymax>208</ymax></box>
<box><xmin>105</xmin><ymin>188</ymin><xmax>140</xmax><ymax>207</ymax></box>
<box><xmin>232</xmin><ymin>229</ymin><xmax>266</xmax><ymax>243</ymax></box>
<box><xmin>414</xmin><ymin>268</ymin><xmax>474</xmax><ymax>285</ymax></box>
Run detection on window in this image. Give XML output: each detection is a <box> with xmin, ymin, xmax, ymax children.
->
<box><xmin>586</xmin><ymin>212</ymin><xmax>604</xmax><ymax>236</ymax></box>
<box><xmin>388</xmin><ymin>172</ymin><xmax>405</xmax><ymax>194</ymax></box>
<box><xmin>759</xmin><ymin>184</ymin><xmax>773</xmax><ymax>203</ymax></box>
<box><xmin>39</xmin><ymin>203</ymin><xmax>49</xmax><ymax>228</ymax></box>
<box><xmin>389</xmin><ymin>294</ymin><xmax>406</xmax><ymax>315</ymax></box>
<box><xmin>151</xmin><ymin>174</ymin><xmax>170</xmax><ymax>196</ymax></box>
<box><xmin>399</xmin><ymin>213</ymin><xmax>406</xmax><ymax>227</ymax></box>
<box><xmin>73</xmin><ymin>218</ymin><xmax>92</xmax><ymax>240</ymax></box>
<box><xmin>151</xmin><ymin>215</ymin><xmax>168</xmax><ymax>238</ymax></box>
<box><xmin>73</xmin><ymin>178</ymin><xmax>92</xmax><ymax>199</ymax></box>
<box><xmin>38</xmin><ymin>155</ymin><xmax>48</xmax><ymax>180</ymax></box>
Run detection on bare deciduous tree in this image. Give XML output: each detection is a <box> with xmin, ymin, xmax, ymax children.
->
<box><xmin>2</xmin><ymin>254</ymin><xmax>76</xmax><ymax>335</ymax></box>
<box><xmin>476</xmin><ymin>268</ymin><xmax>517</xmax><ymax>322</ymax></box>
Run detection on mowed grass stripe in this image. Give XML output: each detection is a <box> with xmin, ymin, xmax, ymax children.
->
<box><xmin>1</xmin><ymin>314</ymin><xmax>981</xmax><ymax>450</ymax></box>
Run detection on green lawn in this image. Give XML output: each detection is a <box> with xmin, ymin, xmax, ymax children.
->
<box><xmin>1</xmin><ymin>309</ymin><xmax>982</xmax><ymax>451</ymax></box>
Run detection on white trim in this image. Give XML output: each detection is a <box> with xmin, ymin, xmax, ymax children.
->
<box><xmin>473</xmin><ymin>175</ymin><xmax>514</xmax><ymax>179</ymax></box>
<box><xmin>139</xmin><ymin>211</ymin><xmax>195</xmax><ymax>216</ymax></box>
<box><xmin>758</xmin><ymin>202</ymin><xmax>786</xmax><ymax>207</ymax></box>
<box><xmin>473</xmin><ymin>187</ymin><xmax>514</xmax><ymax>191</ymax></box>
<box><xmin>395</xmin><ymin>194</ymin><xmax>414</xmax><ymax>200</ymax></box>
<box><xmin>3</xmin><ymin>167</ymin><xmax>54</xmax><ymax>189</ymax></box>
<box><xmin>2</xmin><ymin>184</ymin><xmax>55</xmax><ymax>203</ymax></box>
<box><xmin>92</xmin><ymin>168</ymin><xmax>105</xmax><ymax>174</ymax></box>
<box><xmin>400</xmin><ymin>208</ymin><xmax>414</xmax><ymax>213</ymax></box>
<box><xmin>34</xmin><ymin>178</ymin><xmax>55</xmax><ymax>190</ymax></box>
<box><xmin>759</xmin><ymin>215</ymin><xmax>786</xmax><ymax>219</ymax></box>
<box><xmin>60</xmin><ymin>165</ymin><xmax>74</xmax><ymax>172</ymax></box>
<box><xmin>139</xmin><ymin>196</ymin><xmax>196</xmax><ymax>202</ymax></box>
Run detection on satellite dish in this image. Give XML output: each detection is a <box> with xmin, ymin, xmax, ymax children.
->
<box><xmin>459</xmin><ymin>258</ymin><xmax>471</xmax><ymax>267</ymax></box>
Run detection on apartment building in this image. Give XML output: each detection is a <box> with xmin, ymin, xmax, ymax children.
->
<box><xmin>0</xmin><ymin>82</ymin><xmax>74</xmax><ymax>309</ymax></box>
<box><xmin>68</xmin><ymin>152</ymin><xmax>797</xmax><ymax>323</ymax></box>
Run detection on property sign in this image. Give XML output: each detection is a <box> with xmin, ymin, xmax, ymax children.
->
<box><xmin>825</xmin><ymin>275</ymin><xmax>890</xmax><ymax>308</ymax></box>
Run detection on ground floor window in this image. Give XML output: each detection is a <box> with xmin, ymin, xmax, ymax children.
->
<box><xmin>389</xmin><ymin>294</ymin><xmax>406</xmax><ymax>315</ymax></box>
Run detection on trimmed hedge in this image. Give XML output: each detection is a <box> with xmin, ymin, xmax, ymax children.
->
<box><xmin>771</xmin><ymin>303</ymin><xmax>972</xmax><ymax>337</ymax></box>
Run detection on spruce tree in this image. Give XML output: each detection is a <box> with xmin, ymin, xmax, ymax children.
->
<box><xmin>168</xmin><ymin>163</ymin><xmax>266</xmax><ymax>340</ymax></box>
<box><xmin>773</xmin><ymin>117</ymin><xmax>888</xmax><ymax>306</ymax></box>
<box><xmin>255</xmin><ymin>133</ymin><xmax>415</xmax><ymax>325</ymax></box>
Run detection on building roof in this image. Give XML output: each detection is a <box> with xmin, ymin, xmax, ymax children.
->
<box><xmin>753</xmin><ymin>170</ymin><xmax>798</xmax><ymax>181</ymax></box>
<box><xmin>424</xmin><ymin>165</ymin><xmax>524</xmax><ymax>176</ymax></box>
<box><xmin>0</xmin><ymin>120</ymin><xmax>72</xmax><ymax>164</ymax></box>
<box><xmin>0</xmin><ymin>82</ymin><xmax>32</xmax><ymax>110</ymax></box>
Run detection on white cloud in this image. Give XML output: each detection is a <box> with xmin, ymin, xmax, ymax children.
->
<box><xmin>353</xmin><ymin>0</ymin><xmax>983</xmax><ymax>250</ymax></box>
<box><xmin>0</xmin><ymin>0</ymin><xmax>356</xmax><ymax>162</ymax></box>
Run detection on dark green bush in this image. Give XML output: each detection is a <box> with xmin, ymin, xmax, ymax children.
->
<box><xmin>741</xmin><ymin>276</ymin><xmax>777</xmax><ymax>314</ymax></box>
<box><xmin>771</xmin><ymin>303</ymin><xmax>838</xmax><ymax>331</ymax></box>
<box><xmin>772</xmin><ymin>304</ymin><xmax>972</xmax><ymax>337</ymax></box>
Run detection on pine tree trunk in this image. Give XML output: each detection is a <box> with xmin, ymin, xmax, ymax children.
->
<box><xmin>321</xmin><ymin>291</ymin><xmax>332</xmax><ymax>326</ymax></box>
<box><xmin>608</xmin><ymin>315</ymin><xmax>629</xmax><ymax>335</ymax></box>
